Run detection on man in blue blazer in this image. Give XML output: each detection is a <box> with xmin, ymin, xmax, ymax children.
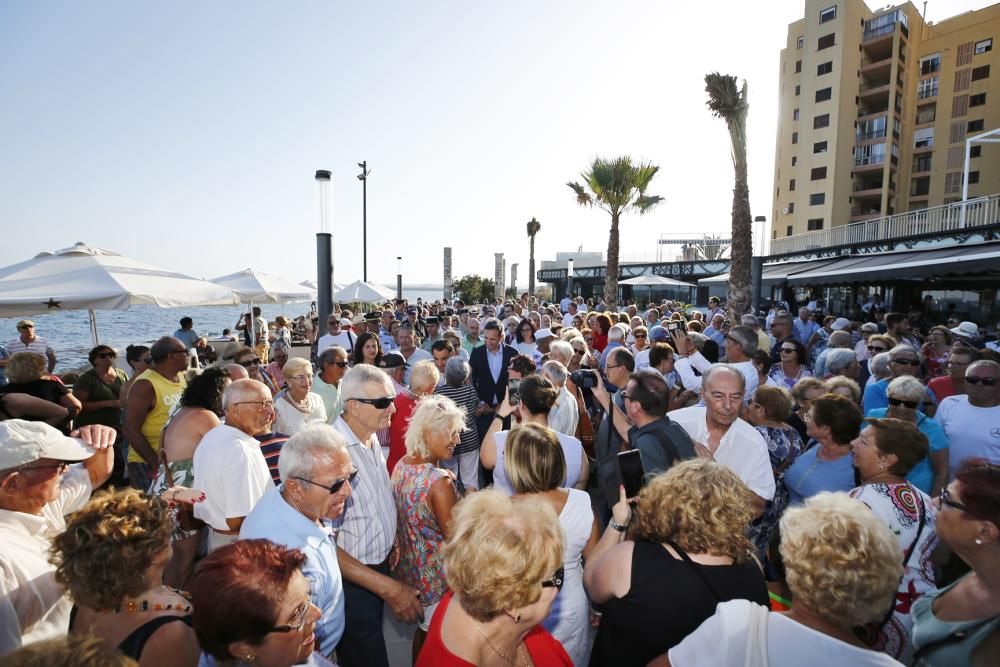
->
<box><xmin>469</xmin><ymin>318</ymin><xmax>519</xmax><ymax>445</ymax></box>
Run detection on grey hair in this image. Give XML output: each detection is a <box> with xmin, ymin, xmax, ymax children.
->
<box><xmin>888</xmin><ymin>344</ymin><xmax>923</xmax><ymax>364</ymax></box>
<box><xmin>826</xmin><ymin>348</ymin><xmax>859</xmax><ymax>374</ymax></box>
<box><xmin>340</xmin><ymin>364</ymin><xmax>392</xmax><ymax>401</ymax></box>
<box><xmin>887</xmin><ymin>375</ymin><xmax>927</xmax><ymax>403</ymax></box>
<box><xmin>727</xmin><ymin>325</ymin><xmax>758</xmax><ymax>355</ymax></box>
<box><xmin>870</xmin><ymin>352</ymin><xmax>892</xmax><ymax>379</ymax></box>
<box><xmin>444</xmin><ymin>357</ymin><xmax>471</xmax><ymax>387</ymax></box>
<box><xmin>702</xmin><ymin>363</ymin><xmax>746</xmax><ymax>395</ymax></box>
<box><xmin>278</xmin><ymin>424</ymin><xmax>348</xmax><ymax>483</ymax></box>
<box><xmin>608</xmin><ymin>324</ymin><xmax>627</xmax><ymax>342</ymax></box>
<box><xmin>404</xmin><ymin>394</ymin><xmax>467</xmax><ymax>459</ymax></box>
<box><xmin>828</xmin><ymin>331</ymin><xmax>853</xmax><ymax>348</ymax></box>
<box><xmin>740</xmin><ymin>314</ymin><xmax>759</xmax><ymax>327</ymax></box>
<box><xmin>548</xmin><ymin>340</ymin><xmax>574</xmax><ymax>366</ymax></box>
<box><xmin>221</xmin><ymin>378</ymin><xmax>270</xmax><ymax>411</ymax></box>
<box><xmin>540</xmin><ymin>360</ymin><xmax>568</xmax><ymax>388</ymax></box>
<box><xmin>318</xmin><ymin>346</ymin><xmax>348</xmax><ymax>367</ymax></box>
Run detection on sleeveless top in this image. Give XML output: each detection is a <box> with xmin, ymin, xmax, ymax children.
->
<box><xmin>911</xmin><ymin>576</ymin><xmax>1000</xmax><ymax>666</ymax></box>
<box><xmin>492</xmin><ymin>429</ymin><xmax>583</xmax><ymax>495</ymax></box>
<box><xmin>70</xmin><ymin>605</ymin><xmax>192</xmax><ymax>661</ymax></box>
<box><xmin>590</xmin><ymin>540</ymin><xmax>769</xmax><ymax>666</ymax></box>
<box><xmin>129</xmin><ymin>369</ymin><xmax>185</xmax><ymax>463</ymax></box>
<box><xmin>391</xmin><ymin>460</ymin><xmax>450</xmax><ymax>607</ymax></box>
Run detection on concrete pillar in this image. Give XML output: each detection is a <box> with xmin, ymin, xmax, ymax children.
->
<box><xmin>494</xmin><ymin>253</ymin><xmax>505</xmax><ymax>300</ymax></box>
<box><xmin>510</xmin><ymin>263</ymin><xmax>518</xmax><ymax>296</ymax></box>
<box><xmin>443</xmin><ymin>247</ymin><xmax>453</xmax><ymax>301</ymax></box>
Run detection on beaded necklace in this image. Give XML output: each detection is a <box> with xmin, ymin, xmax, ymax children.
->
<box><xmin>115</xmin><ymin>586</ymin><xmax>192</xmax><ymax>614</ymax></box>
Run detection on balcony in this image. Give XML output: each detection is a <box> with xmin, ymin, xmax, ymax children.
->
<box><xmin>853</xmin><ymin>180</ymin><xmax>889</xmax><ymax>198</ymax></box>
<box><xmin>854</xmin><ymin>155</ymin><xmax>885</xmax><ymax>171</ymax></box>
<box><xmin>857</xmin><ymin>128</ymin><xmax>887</xmax><ymax>143</ymax></box>
<box><xmin>913</xmin><ymin>142</ymin><xmax>934</xmax><ymax>154</ymax></box>
<box><xmin>770</xmin><ymin>192</ymin><xmax>1000</xmax><ymax>256</ymax></box>
<box><xmin>850</xmin><ymin>210</ymin><xmax>883</xmax><ymax>222</ymax></box>
<box><xmin>860</xmin><ymin>55</ymin><xmax>894</xmax><ymax>77</ymax></box>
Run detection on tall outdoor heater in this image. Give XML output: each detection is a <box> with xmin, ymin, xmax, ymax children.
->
<box><xmin>396</xmin><ymin>256</ymin><xmax>403</xmax><ymax>300</ymax></box>
<box><xmin>315</xmin><ymin>170</ymin><xmax>334</xmax><ymax>328</ymax></box>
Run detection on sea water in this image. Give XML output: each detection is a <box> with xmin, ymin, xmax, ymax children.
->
<box><xmin>0</xmin><ymin>289</ymin><xmax>444</xmax><ymax>372</ymax></box>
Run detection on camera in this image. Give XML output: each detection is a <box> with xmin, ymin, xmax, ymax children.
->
<box><xmin>508</xmin><ymin>378</ymin><xmax>521</xmax><ymax>405</ymax></box>
<box><xmin>570</xmin><ymin>369</ymin><xmax>598</xmax><ymax>389</ymax></box>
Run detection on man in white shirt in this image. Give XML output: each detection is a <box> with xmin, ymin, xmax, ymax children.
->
<box><xmin>317</xmin><ymin>316</ymin><xmax>357</xmax><ymax>357</ymax></box>
<box><xmin>0</xmin><ymin>420</ymin><xmax>115</xmax><ymax>656</ymax></box>
<box><xmin>396</xmin><ymin>322</ymin><xmax>431</xmax><ymax>384</ymax></box>
<box><xmin>562</xmin><ymin>301</ymin><xmax>578</xmax><ymax>328</ymax></box>
<box><xmin>6</xmin><ymin>320</ymin><xmax>57</xmax><ymax>373</ymax></box>
<box><xmin>721</xmin><ymin>325</ymin><xmax>759</xmax><ymax>404</ymax></box>
<box><xmin>937</xmin><ymin>360</ymin><xmax>1000</xmax><ymax>476</ymax></box>
<box><xmin>541</xmin><ymin>360</ymin><xmax>579</xmax><ymax>437</ymax></box>
<box><xmin>193</xmin><ymin>379</ymin><xmax>273</xmax><ymax>551</ymax></box>
<box><xmin>669</xmin><ymin>364</ymin><xmax>775</xmax><ymax>513</ymax></box>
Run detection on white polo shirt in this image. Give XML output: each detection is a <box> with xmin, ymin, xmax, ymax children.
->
<box><xmin>0</xmin><ymin>466</ymin><xmax>91</xmax><ymax>655</ymax></box>
<box><xmin>667</xmin><ymin>406</ymin><xmax>776</xmax><ymax>500</ymax></box>
<box><xmin>193</xmin><ymin>424</ymin><xmax>271</xmax><ymax>531</ymax></box>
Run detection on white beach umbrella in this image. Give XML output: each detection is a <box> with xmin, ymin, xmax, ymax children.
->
<box><xmin>212</xmin><ymin>269</ymin><xmax>318</xmax><ymax>344</ymax></box>
<box><xmin>335</xmin><ymin>280</ymin><xmax>395</xmax><ymax>303</ymax></box>
<box><xmin>0</xmin><ymin>242</ymin><xmax>239</xmax><ymax>344</ymax></box>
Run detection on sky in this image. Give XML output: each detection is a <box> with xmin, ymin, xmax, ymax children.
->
<box><xmin>1</xmin><ymin>0</ymin><xmax>993</xmax><ymax>288</ymax></box>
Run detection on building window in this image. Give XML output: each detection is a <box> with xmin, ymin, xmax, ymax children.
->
<box><xmin>793</xmin><ymin>108</ymin><xmax>800</xmax><ymax>120</ymax></box>
<box><xmin>916</xmin><ymin>105</ymin><xmax>936</xmax><ymax>124</ymax></box>
<box><xmin>971</xmin><ymin>145</ymin><xmax>982</xmax><ymax>158</ymax></box>
<box><xmin>818</xmin><ymin>33</ymin><xmax>836</xmax><ymax>50</ymax></box>
<box><xmin>975</xmin><ymin>38</ymin><xmax>993</xmax><ymax>54</ymax></box>
<box><xmin>817</xmin><ymin>62</ymin><xmax>833</xmax><ymax>76</ymax></box>
<box><xmin>814</xmin><ymin>114</ymin><xmax>830</xmax><ymax>129</ymax></box>
<box><xmin>814</xmin><ymin>141</ymin><xmax>828</xmax><ymax>153</ymax></box>
<box><xmin>809</xmin><ymin>193</ymin><xmax>826</xmax><ymax>205</ymax></box>
<box><xmin>972</xmin><ymin>65</ymin><xmax>991</xmax><ymax>81</ymax></box>
<box><xmin>795</xmin><ymin>60</ymin><xmax>802</xmax><ymax>73</ymax></box>
<box><xmin>795</xmin><ymin>84</ymin><xmax>801</xmax><ymax>96</ymax></box>
<box><xmin>920</xmin><ymin>53</ymin><xmax>941</xmax><ymax>75</ymax></box>
<box><xmin>789</xmin><ymin>179</ymin><xmax>796</xmax><ymax>191</ymax></box>
<box><xmin>788</xmin><ymin>202</ymin><xmax>795</xmax><ymax>213</ymax></box>
<box><xmin>792</xmin><ymin>156</ymin><xmax>797</xmax><ymax>166</ymax></box>
<box><xmin>968</xmin><ymin>171</ymin><xmax>980</xmax><ymax>184</ymax></box>
<box><xmin>944</xmin><ymin>172</ymin><xmax>963</xmax><ymax>195</ymax></box>
<box><xmin>970</xmin><ymin>93</ymin><xmax>987</xmax><ymax>107</ymax></box>
<box><xmin>914</xmin><ymin>128</ymin><xmax>934</xmax><ymax>149</ymax></box>
<box><xmin>968</xmin><ymin>119</ymin><xmax>985</xmax><ymax>133</ymax></box>
<box><xmin>807</xmin><ymin>219</ymin><xmax>824</xmax><ymax>231</ymax></box>
<box><xmin>792</xmin><ymin>131</ymin><xmax>798</xmax><ymax>144</ymax></box>
<box><xmin>820</xmin><ymin>6</ymin><xmax>837</xmax><ymax>23</ymax></box>
<box><xmin>917</xmin><ymin>77</ymin><xmax>939</xmax><ymax>99</ymax></box>
<box><xmin>913</xmin><ymin>155</ymin><xmax>932</xmax><ymax>172</ymax></box>
<box><xmin>786</xmin><ymin>225</ymin><xmax>794</xmax><ymax>237</ymax></box>
<box><xmin>857</xmin><ymin>115</ymin><xmax>887</xmax><ymax>141</ymax></box>
<box><xmin>815</xmin><ymin>87</ymin><xmax>832</xmax><ymax>102</ymax></box>
<box><xmin>811</xmin><ymin>167</ymin><xmax>827</xmax><ymax>180</ymax></box>
<box><xmin>797</xmin><ymin>36</ymin><xmax>805</xmax><ymax>49</ymax></box>
<box><xmin>855</xmin><ymin>142</ymin><xmax>886</xmax><ymax>167</ymax></box>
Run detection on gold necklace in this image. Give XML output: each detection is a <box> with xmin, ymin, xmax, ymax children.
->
<box><xmin>475</xmin><ymin>622</ymin><xmax>528</xmax><ymax>666</ymax></box>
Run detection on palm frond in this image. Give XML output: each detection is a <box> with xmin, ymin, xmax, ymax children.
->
<box><xmin>566</xmin><ymin>181</ymin><xmax>593</xmax><ymax>207</ymax></box>
<box><xmin>634</xmin><ymin>194</ymin><xmax>664</xmax><ymax>214</ymax></box>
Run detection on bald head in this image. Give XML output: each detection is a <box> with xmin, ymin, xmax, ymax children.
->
<box><xmin>828</xmin><ymin>331</ymin><xmax>852</xmax><ymax>348</ymax></box>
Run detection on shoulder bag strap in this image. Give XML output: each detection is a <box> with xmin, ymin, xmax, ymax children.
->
<box><xmin>665</xmin><ymin>539</ymin><xmax>724</xmax><ymax>602</ymax></box>
<box><xmin>875</xmin><ymin>485</ymin><xmax>928</xmax><ymax>628</ymax></box>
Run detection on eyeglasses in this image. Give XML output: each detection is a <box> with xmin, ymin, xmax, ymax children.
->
<box><xmin>294</xmin><ymin>466</ymin><xmax>359</xmax><ymax>495</ymax></box>
<box><xmin>966</xmin><ymin>376</ymin><xmax>999</xmax><ymax>386</ymax></box>
<box><xmin>234</xmin><ymin>400</ymin><xmax>274</xmax><ymax>411</ymax></box>
<box><xmin>268</xmin><ymin>599</ymin><xmax>313</xmax><ymax>634</ymax></box>
<box><xmin>634</xmin><ymin>333</ymin><xmax>647</xmax><ymax>339</ymax></box>
<box><xmin>888</xmin><ymin>397</ymin><xmax>919</xmax><ymax>409</ymax></box>
<box><xmin>606</xmin><ymin>364</ymin><xmax>621</xmax><ymax>370</ymax></box>
<box><xmin>351</xmin><ymin>396</ymin><xmax>395</xmax><ymax>409</ymax></box>
<box><xmin>867</xmin><ymin>346</ymin><xmax>887</xmax><ymax>352</ymax></box>
<box><xmin>541</xmin><ymin>566</ymin><xmax>564</xmax><ymax>590</ymax></box>
<box><xmin>17</xmin><ymin>325</ymin><xmax>34</xmax><ymax>330</ymax></box>
<box><xmin>17</xmin><ymin>461</ymin><xmax>70</xmax><ymax>475</ymax></box>
<box><xmin>891</xmin><ymin>358</ymin><xmax>920</xmax><ymax>366</ymax></box>
<box><xmin>621</xmin><ymin>392</ymin><xmax>634</xmax><ymax>402</ymax></box>
<box><xmin>780</xmin><ymin>347</ymin><xmax>796</xmax><ymax>353</ymax></box>
<box><xmin>939</xmin><ymin>487</ymin><xmax>969</xmax><ymax>513</ymax></box>
<box><xmin>288</xmin><ymin>375</ymin><xmax>313</xmax><ymax>383</ymax></box>
<box><xmin>329</xmin><ymin>361</ymin><xmax>349</xmax><ymax>368</ymax></box>
<box><xmin>96</xmin><ymin>352</ymin><xmax>116</xmax><ymax>359</ymax></box>
<box><xmin>238</xmin><ymin>358</ymin><xmax>262</xmax><ymax>367</ymax></box>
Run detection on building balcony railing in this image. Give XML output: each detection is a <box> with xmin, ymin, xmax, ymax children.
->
<box><xmin>770</xmin><ymin>193</ymin><xmax>1000</xmax><ymax>256</ymax></box>
<box><xmin>857</xmin><ymin>129</ymin><xmax>888</xmax><ymax>142</ymax></box>
<box><xmin>863</xmin><ymin>23</ymin><xmax>895</xmax><ymax>42</ymax></box>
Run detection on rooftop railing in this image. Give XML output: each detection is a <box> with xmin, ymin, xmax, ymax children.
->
<box><xmin>770</xmin><ymin>193</ymin><xmax>1000</xmax><ymax>255</ymax></box>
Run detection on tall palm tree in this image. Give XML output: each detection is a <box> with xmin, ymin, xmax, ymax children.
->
<box><xmin>567</xmin><ymin>157</ymin><xmax>663</xmax><ymax>309</ymax></box>
<box><xmin>526</xmin><ymin>217</ymin><xmax>541</xmax><ymax>297</ymax></box>
<box><xmin>705</xmin><ymin>72</ymin><xmax>752</xmax><ymax>316</ymax></box>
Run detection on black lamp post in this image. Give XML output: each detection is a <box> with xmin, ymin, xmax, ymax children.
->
<box><xmin>315</xmin><ymin>170</ymin><xmax>333</xmax><ymax>328</ymax></box>
<box><xmin>357</xmin><ymin>161</ymin><xmax>371</xmax><ymax>282</ymax></box>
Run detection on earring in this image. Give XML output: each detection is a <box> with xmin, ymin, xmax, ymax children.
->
<box><xmin>245</xmin><ymin>656</ymin><xmax>256</xmax><ymax>664</ymax></box>
<box><xmin>976</xmin><ymin>539</ymin><xmax>983</xmax><ymax>545</ymax></box>
<box><xmin>506</xmin><ymin>611</ymin><xmax>521</xmax><ymax>623</ymax></box>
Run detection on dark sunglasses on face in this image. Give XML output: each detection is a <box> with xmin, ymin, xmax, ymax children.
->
<box><xmin>294</xmin><ymin>465</ymin><xmax>359</xmax><ymax>495</ymax></box>
<box><xmin>352</xmin><ymin>396</ymin><xmax>395</xmax><ymax>409</ymax></box>
<box><xmin>96</xmin><ymin>352</ymin><xmax>115</xmax><ymax>359</ymax></box>
<box><xmin>331</xmin><ymin>361</ymin><xmax>349</xmax><ymax>368</ymax></box>
<box><xmin>541</xmin><ymin>566</ymin><xmax>564</xmax><ymax>590</ymax></box>
<box><xmin>892</xmin><ymin>358</ymin><xmax>920</xmax><ymax>366</ymax></box>
<box><xmin>780</xmin><ymin>347</ymin><xmax>796</xmax><ymax>353</ymax></box>
<box><xmin>868</xmin><ymin>346</ymin><xmax>887</xmax><ymax>352</ymax></box>
<box><xmin>966</xmin><ymin>376</ymin><xmax>999</xmax><ymax>386</ymax></box>
<box><xmin>239</xmin><ymin>358</ymin><xmax>262</xmax><ymax>367</ymax></box>
<box><xmin>888</xmin><ymin>397</ymin><xmax>919</xmax><ymax>409</ymax></box>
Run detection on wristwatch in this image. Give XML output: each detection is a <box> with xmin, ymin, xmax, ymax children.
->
<box><xmin>609</xmin><ymin>516</ymin><xmax>629</xmax><ymax>532</ymax></box>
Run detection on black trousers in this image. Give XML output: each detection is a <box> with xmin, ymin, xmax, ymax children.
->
<box><xmin>336</xmin><ymin>558</ymin><xmax>391</xmax><ymax>667</ymax></box>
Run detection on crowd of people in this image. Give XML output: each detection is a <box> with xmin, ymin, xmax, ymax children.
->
<box><xmin>0</xmin><ymin>292</ymin><xmax>998</xmax><ymax>666</ymax></box>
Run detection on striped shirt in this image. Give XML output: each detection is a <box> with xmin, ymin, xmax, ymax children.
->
<box><xmin>6</xmin><ymin>337</ymin><xmax>54</xmax><ymax>362</ymax></box>
<box><xmin>330</xmin><ymin>417</ymin><xmax>396</xmax><ymax>565</ymax></box>
<box><xmin>254</xmin><ymin>431</ymin><xmax>289</xmax><ymax>485</ymax></box>
<box><xmin>434</xmin><ymin>383</ymin><xmax>481</xmax><ymax>455</ymax></box>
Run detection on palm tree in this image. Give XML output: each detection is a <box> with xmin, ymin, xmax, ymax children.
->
<box><xmin>526</xmin><ymin>217</ymin><xmax>541</xmax><ymax>297</ymax></box>
<box><xmin>705</xmin><ymin>72</ymin><xmax>752</xmax><ymax>316</ymax></box>
<box><xmin>567</xmin><ymin>157</ymin><xmax>663</xmax><ymax>309</ymax></box>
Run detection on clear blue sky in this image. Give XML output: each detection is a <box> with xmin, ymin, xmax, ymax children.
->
<box><xmin>0</xmin><ymin>0</ymin><xmax>990</xmax><ymax>287</ymax></box>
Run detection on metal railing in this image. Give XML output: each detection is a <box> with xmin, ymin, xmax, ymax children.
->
<box><xmin>770</xmin><ymin>193</ymin><xmax>1000</xmax><ymax>256</ymax></box>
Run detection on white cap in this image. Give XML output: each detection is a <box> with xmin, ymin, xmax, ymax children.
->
<box><xmin>535</xmin><ymin>328</ymin><xmax>555</xmax><ymax>340</ymax></box>
<box><xmin>340</xmin><ymin>317</ymin><xmax>352</xmax><ymax>326</ymax></box>
<box><xmin>831</xmin><ymin>317</ymin><xmax>851</xmax><ymax>331</ymax></box>
<box><xmin>950</xmin><ymin>321</ymin><xmax>979</xmax><ymax>339</ymax></box>
<box><xmin>0</xmin><ymin>420</ymin><xmax>94</xmax><ymax>470</ymax></box>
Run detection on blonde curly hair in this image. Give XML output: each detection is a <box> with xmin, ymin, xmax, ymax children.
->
<box><xmin>631</xmin><ymin>459</ymin><xmax>755</xmax><ymax>561</ymax></box>
<box><xmin>779</xmin><ymin>492</ymin><xmax>902</xmax><ymax>627</ymax></box>
<box><xmin>442</xmin><ymin>490</ymin><xmax>563</xmax><ymax>622</ymax></box>
<box><xmin>50</xmin><ymin>489</ymin><xmax>173</xmax><ymax>610</ymax></box>
<box><xmin>404</xmin><ymin>394</ymin><xmax>466</xmax><ymax>459</ymax></box>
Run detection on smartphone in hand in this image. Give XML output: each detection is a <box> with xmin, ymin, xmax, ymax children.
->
<box><xmin>618</xmin><ymin>449</ymin><xmax>644</xmax><ymax>499</ymax></box>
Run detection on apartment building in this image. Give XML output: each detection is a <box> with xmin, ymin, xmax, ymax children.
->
<box><xmin>771</xmin><ymin>0</ymin><xmax>1000</xmax><ymax>240</ymax></box>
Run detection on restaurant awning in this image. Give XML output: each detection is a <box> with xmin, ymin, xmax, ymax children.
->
<box><xmin>698</xmin><ymin>258</ymin><xmax>844</xmax><ymax>287</ymax></box>
<box><xmin>786</xmin><ymin>242</ymin><xmax>1000</xmax><ymax>285</ymax></box>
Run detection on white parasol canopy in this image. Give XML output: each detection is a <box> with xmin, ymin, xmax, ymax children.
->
<box><xmin>618</xmin><ymin>275</ymin><xmax>695</xmax><ymax>287</ymax></box>
<box><xmin>335</xmin><ymin>280</ymin><xmax>395</xmax><ymax>303</ymax></box>
<box><xmin>0</xmin><ymin>242</ymin><xmax>239</xmax><ymax>343</ymax></box>
<box><xmin>213</xmin><ymin>269</ymin><xmax>317</xmax><ymax>304</ymax></box>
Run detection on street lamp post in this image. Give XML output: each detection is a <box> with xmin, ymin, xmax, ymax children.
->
<box><xmin>396</xmin><ymin>256</ymin><xmax>403</xmax><ymax>300</ymax></box>
<box><xmin>566</xmin><ymin>258</ymin><xmax>574</xmax><ymax>300</ymax></box>
<box><xmin>315</xmin><ymin>170</ymin><xmax>334</xmax><ymax>328</ymax></box>
<box><xmin>357</xmin><ymin>161</ymin><xmax>371</xmax><ymax>282</ymax></box>
<box><xmin>751</xmin><ymin>215</ymin><xmax>767</xmax><ymax>315</ymax></box>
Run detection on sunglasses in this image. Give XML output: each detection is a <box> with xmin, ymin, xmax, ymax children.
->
<box><xmin>939</xmin><ymin>487</ymin><xmax>969</xmax><ymax>513</ymax></box>
<box><xmin>17</xmin><ymin>461</ymin><xmax>70</xmax><ymax>475</ymax></box>
<box><xmin>867</xmin><ymin>346</ymin><xmax>887</xmax><ymax>352</ymax></box>
<box><xmin>239</xmin><ymin>358</ymin><xmax>262</xmax><ymax>367</ymax></box>
<box><xmin>888</xmin><ymin>397</ymin><xmax>919</xmax><ymax>409</ymax></box>
<box><xmin>966</xmin><ymin>376</ymin><xmax>999</xmax><ymax>386</ymax></box>
<box><xmin>541</xmin><ymin>566</ymin><xmax>564</xmax><ymax>590</ymax></box>
<box><xmin>294</xmin><ymin>465</ymin><xmax>359</xmax><ymax>495</ymax></box>
<box><xmin>780</xmin><ymin>347</ymin><xmax>796</xmax><ymax>353</ymax></box>
<box><xmin>634</xmin><ymin>333</ymin><xmax>647</xmax><ymax>338</ymax></box>
<box><xmin>96</xmin><ymin>352</ymin><xmax>116</xmax><ymax>359</ymax></box>
<box><xmin>891</xmin><ymin>358</ymin><xmax>920</xmax><ymax>366</ymax></box>
<box><xmin>351</xmin><ymin>396</ymin><xmax>395</xmax><ymax>409</ymax></box>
